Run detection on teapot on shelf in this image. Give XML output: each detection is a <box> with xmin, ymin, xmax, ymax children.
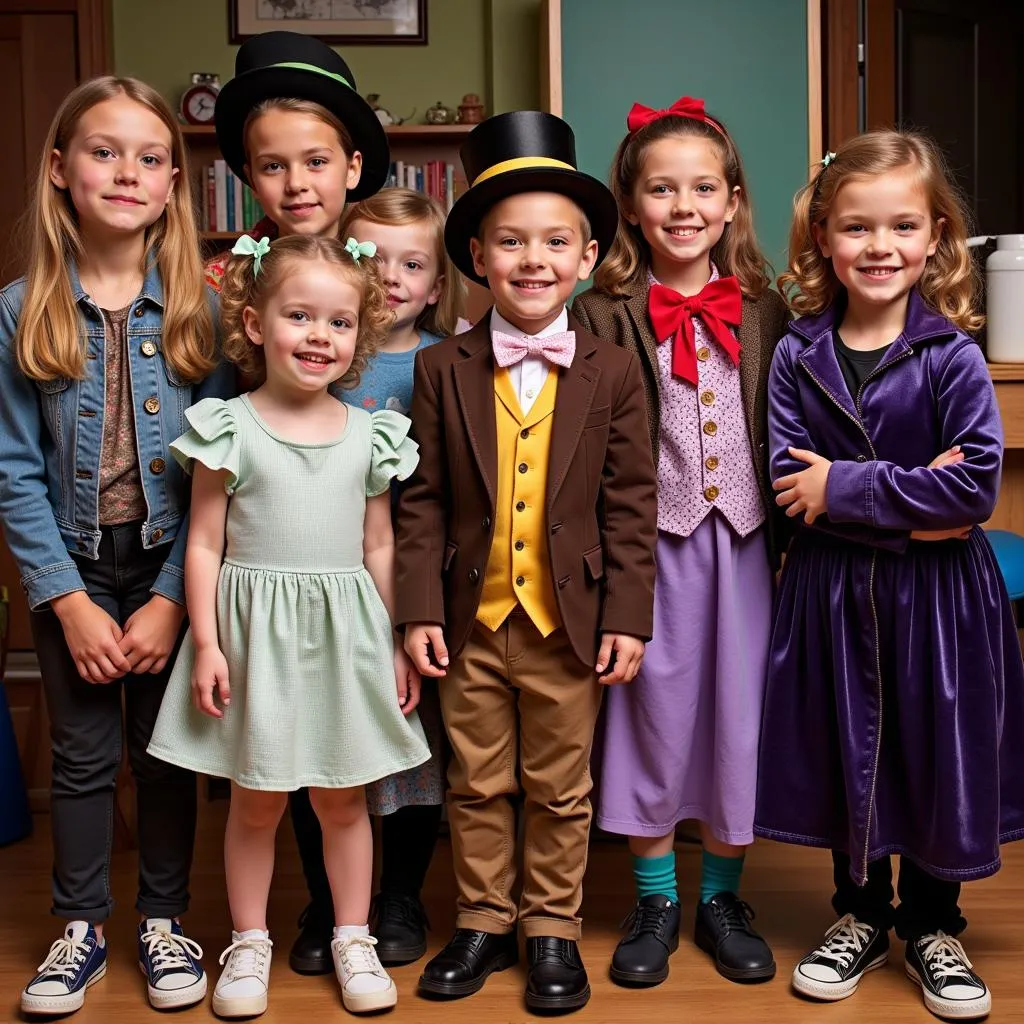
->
<box><xmin>424</xmin><ymin>100</ymin><xmax>456</xmax><ymax>125</ymax></box>
<box><xmin>968</xmin><ymin>234</ymin><xmax>1024</xmax><ymax>363</ymax></box>
<box><xmin>365</xmin><ymin>93</ymin><xmax>416</xmax><ymax>127</ymax></box>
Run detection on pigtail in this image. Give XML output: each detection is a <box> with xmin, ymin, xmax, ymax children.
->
<box><xmin>777</xmin><ymin>172</ymin><xmax>832</xmax><ymax>315</ymax></box>
<box><xmin>219</xmin><ymin>253</ymin><xmax>263</xmax><ymax>378</ymax></box>
<box><xmin>336</xmin><ymin>253</ymin><xmax>390</xmax><ymax>391</ymax></box>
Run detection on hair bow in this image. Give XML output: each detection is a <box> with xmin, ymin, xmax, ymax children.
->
<box><xmin>626</xmin><ymin>96</ymin><xmax>725</xmax><ymax>137</ymax></box>
<box><xmin>821</xmin><ymin>151</ymin><xmax>837</xmax><ymax>168</ymax></box>
<box><xmin>345</xmin><ymin>237</ymin><xmax>377</xmax><ymax>262</ymax></box>
<box><xmin>231</xmin><ymin>234</ymin><xmax>271</xmax><ymax>277</ymax></box>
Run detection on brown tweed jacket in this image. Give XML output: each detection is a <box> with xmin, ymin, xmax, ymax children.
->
<box><xmin>572</xmin><ymin>280</ymin><xmax>790</xmax><ymax>566</ymax></box>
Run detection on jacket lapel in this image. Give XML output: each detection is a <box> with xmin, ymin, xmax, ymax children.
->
<box><xmin>547</xmin><ymin>313</ymin><xmax>601</xmax><ymax>508</ymax></box>
<box><xmin>737</xmin><ymin>296</ymin><xmax>763</xmax><ymax>442</ymax></box>
<box><xmin>453</xmin><ymin>316</ymin><xmax>498</xmax><ymax>509</ymax></box>
<box><xmin>623</xmin><ymin>286</ymin><xmax>661</xmax><ymax>395</ymax></box>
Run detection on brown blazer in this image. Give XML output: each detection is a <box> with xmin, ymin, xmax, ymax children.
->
<box><xmin>394</xmin><ymin>311</ymin><xmax>658</xmax><ymax>666</ymax></box>
<box><xmin>572</xmin><ymin>281</ymin><xmax>790</xmax><ymax>565</ymax></box>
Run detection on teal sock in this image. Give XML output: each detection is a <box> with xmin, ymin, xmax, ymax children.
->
<box><xmin>700</xmin><ymin>849</ymin><xmax>745</xmax><ymax>903</ymax></box>
<box><xmin>633</xmin><ymin>851</ymin><xmax>678</xmax><ymax>903</ymax></box>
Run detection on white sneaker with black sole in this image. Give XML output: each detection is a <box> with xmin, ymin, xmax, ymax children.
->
<box><xmin>905</xmin><ymin>931</ymin><xmax>991</xmax><ymax>1020</ymax></box>
<box><xmin>792</xmin><ymin>913</ymin><xmax>889</xmax><ymax>1001</ymax></box>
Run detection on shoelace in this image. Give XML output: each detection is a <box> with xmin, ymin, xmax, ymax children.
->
<box><xmin>373</xmin><ymin>892</ymin><xmax>429</xmax><ymax>930</ymax></box>
<box><xmin>217</xmin><ymin>936</ymin><xmax>272</xmax><ymax>982</ymax></box>
<box><xmin>35</xmin><ymin>936</ymin><xmax>90</xmax><ymax>980</ymax></box>
<box><xmin>812</xmin><ymin>914</ymin><xmax>874</xmax><ymax>968</ymax></box>
<box><xmin>332</xmin><ymin>935</ymin><xmax>385</xmax><ymax>978</ymax></box>
<box><xmin>141</xmin><ymin>928</ymin><xmax>204</xmax><ymax>973</ymax></box>
<box><xmin>710</xmin><ymin>895</ymin><xmax>758</xmax><ymax>934</ymax></box>
<box><xmin>620</xmin><ymin>901</ymin><xmax>672</xmax><ymax>936</ymax></box>
<box><xmin>918</xmin><ymin>932</ymin><xmax>977</xmax><ymax>983</ymax></box>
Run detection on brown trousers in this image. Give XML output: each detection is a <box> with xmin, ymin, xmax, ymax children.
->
<box><xmin>439</xmin><ymin>609</ymin><xmax>603</xmax><ymax>940</ymax></box>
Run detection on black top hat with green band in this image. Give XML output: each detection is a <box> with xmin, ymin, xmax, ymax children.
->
<box><xmin>444</xmin><ymin>110</ymin><xmax>618</xmax><ymax>285</ymax></box>
<box><xmin>215</xmin><ymin>31</ymin><xmax>389</xmax><ymax>202</ymax></box>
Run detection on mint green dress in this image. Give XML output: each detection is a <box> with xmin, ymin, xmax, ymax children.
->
<box><xmin>148</xmin><ymin>395</ymin><xmax>430</xmax><ymax>791</ymax></box>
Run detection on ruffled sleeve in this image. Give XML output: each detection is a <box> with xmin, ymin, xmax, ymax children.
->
<box><xmin>366</xmin><ymin>409</ymin><xmax>419</xmax><ymax>497</ymax></box>
<box><xmin>170</xmin><ymin>398</ymin><xmax>242</xmax><ymax>494</ymax></box>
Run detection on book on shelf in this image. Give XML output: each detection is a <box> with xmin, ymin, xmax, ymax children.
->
<box><xmin>384</xmin><ymin>160</ymin><xmax>464</xmax><ymax>210</ymax></box>
<box><xmin>200</xmin><ymin>159</ymin><xmax>266</xmax><ymax>234</ymax></box>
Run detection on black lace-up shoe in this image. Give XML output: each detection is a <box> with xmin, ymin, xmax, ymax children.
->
<box><xmin>905</xmin><ymin>931</ymin><xmax>991</xmax><ymax>1020</ymax></box>
<box><xmin>525</xmin><ymin>937</ymin><xmax>590</xmax><ymax>1013</ymax></box>
<box><xmin>371</xmin><ymin>891</ymin><xmax>429</xmax><ymax>965</ymax></box>
<box><xmin>288</xmin><ymin>903</ymin><xmax>333</xmax><ymax>975</ymax></box>
<box><xmin>792</xmin><ymin>913</ymin><xmax>889</xmax><ymax>1000</ymax></box>
<box><xmin>609</xmin><ymin>895</ymin><xmax>680</xmax><ymax>987</ymax></box>
<box><xmin>694</xmin><ymin>892</ymin><xmax>776</xmax><ymax>982</ymax></box>
<box><xmin>418</xmin><ymin>929</ymin><xmax>518</xmax><ymax>998</ymax></box>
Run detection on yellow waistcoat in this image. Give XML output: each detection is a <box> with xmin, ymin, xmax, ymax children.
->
<box><xmin>476</xmin><ymin>367</ymin><xmax>561</xmax><ymax>636</ymax></box>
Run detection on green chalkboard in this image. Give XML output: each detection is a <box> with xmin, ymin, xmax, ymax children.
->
<box><xmin>561</xmin><ymin>0</ymin><xmax>809</xmax><ymax>278</ymax></box>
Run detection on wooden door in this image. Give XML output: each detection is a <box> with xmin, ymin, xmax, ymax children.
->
<box><xmin>0</xmin><ymin>0</ymin><xmax>110</xmax><ymax>651</ymax></box>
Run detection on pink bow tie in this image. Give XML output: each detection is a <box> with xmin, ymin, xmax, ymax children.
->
<box><xmin>492</xmin><ymin>329</ymin><xmax>576</xmax><ymax>369</ymax></box>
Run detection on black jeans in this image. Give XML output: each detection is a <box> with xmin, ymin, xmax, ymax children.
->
<box><xmin>290</xmin><ymin>789</ymin><xmax>443</xmax><ymax>923</ymax></box>
<box><xmin>832</xmin><ymin>851</ymin><xmax>966</xmax><ymax>940</ymax></box>
<box><xmin>31</xmin><ymin>523</ymin><xmax>195</xmax><ymax>923</ymax></box>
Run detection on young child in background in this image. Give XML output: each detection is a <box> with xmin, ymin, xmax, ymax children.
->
<box><xmin>2</xmin><ymin>76</ymin><xmax>229</xmax><ymax>1017</ymax></box>
<box><xmin>573</xmin><ymin>96</ymin><xmax>787</xmax><ymax>987</ymax></box>
<box><xmin>202</xmin><ymin>30</ymin><xmax>398</xmax><ymax>974</ymax></box>
<box><xmin>757</xmin><ymin>129</ymin><xmax>1024</xmax><ymax>1021</ymax></box>
<box><xmin>147</xmin><ymin>234</ymin><xmax>430</xmax><ymax>1017</ymax></box>
<box><xmin>287</xmin><ymin>187</ymin><xmax>461</xmax><ymax>967</ymax></box>
<box><xmin>397</xmin><ymin>110</ymin><xmax>658</xmax><ymax>1015</ymax></box>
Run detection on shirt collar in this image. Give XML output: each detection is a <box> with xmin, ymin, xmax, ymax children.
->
<box><xmin>490</xmin><ymin>306</ymin><xmax>569</xmax><ymax>341</ymax></box>
<box><xmin>67</xmin><ymin>256</ymin><xmax>165</xmax><ymax>310</ymax></box>
<box><xmin>648</xmin><ymin>261</ymin><xmax>720</xmax><ymax>290</ymax></box>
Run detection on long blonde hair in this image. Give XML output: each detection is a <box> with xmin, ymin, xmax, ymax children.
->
<box><xmin>15</xmin><ymin>76</ymin><xmax>214</xmax><ymax>381</ymax></box>
<box><xmin>220</xmin><ymin>234</ymin><xmax>391</xmax><ymax>388</ymax></box>
<box><xmin>340</xmin><ymin>188</ymin><xmax>463</xmax><ymax>338</ymax></box>
<box><xmin>778</xmin><ymin>129</ymin><xmax>982</xmax><ymax>332</ymax></box>
<box><xmin>595</xmin><ymin>110</ymin><xmax>770</xmax><ymax>299</ymax></box>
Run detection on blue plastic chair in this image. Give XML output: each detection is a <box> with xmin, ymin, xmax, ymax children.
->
<box><xmin>0</xmin><ymin>586</ymin><xmax>32</xmax><ymax>846</ymax></box>
<box><xmin>985</xmin><ymin>530</ymin><xmax>1024</xmax><ymax>629</ymax></box>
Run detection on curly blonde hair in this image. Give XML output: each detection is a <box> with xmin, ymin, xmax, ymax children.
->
<box><xmin>219</xmin><ymin>234</ymin><xmax>392</xmax><ymax>389</ymax></box>
<box><xmin>778</xmin><ymin>129</ymin><xmax>982</xmax><ymax>332</ymax></box>
<box><xmin>340</xmin><ymin>188</ymin><xmax>464</xmax><ymax>337</ymax></box>
<box><xmin>594</xmin><ymin>110</ymin><xmax>770</xmax><ymax>299</ymax></box>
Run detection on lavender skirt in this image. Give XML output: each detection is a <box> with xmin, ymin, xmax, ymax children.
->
<box><xmin>595</xmin><ymin>514</ymin><xmax>771</xmax><ymax>845</ymax></box>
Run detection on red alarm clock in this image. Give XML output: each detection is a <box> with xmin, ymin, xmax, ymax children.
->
<box><xmin>180</xmin><ymin>73</ymin><xmax>220</xmax><ymax>125</ymax></box>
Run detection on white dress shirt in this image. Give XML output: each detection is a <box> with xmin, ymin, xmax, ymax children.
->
<box><xmin>489</xmin><ymin>307</ymin><xmax>570</xmax><ymax>415</ymax></box>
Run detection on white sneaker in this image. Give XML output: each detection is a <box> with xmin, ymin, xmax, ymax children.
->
<box><xmin>332</xmin><ymin>933</ymin><xmax>397</xmax><ymax>1013</ymax></box>
<box><xmin>212</xmin><ymin>930</ymin><xmax>273</xmax><ymax>1019</ymax></box>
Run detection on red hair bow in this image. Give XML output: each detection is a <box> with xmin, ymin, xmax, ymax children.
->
<box><xmin>627</xmin><ymin>96</ymin><xmax>725</xmax><ymax>137</ymax></box>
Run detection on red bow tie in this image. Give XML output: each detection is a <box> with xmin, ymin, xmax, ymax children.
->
<box><xmin>649</xmin><ymin>277</ymin><xmax>742</xmax><ymax>385</ymax></box>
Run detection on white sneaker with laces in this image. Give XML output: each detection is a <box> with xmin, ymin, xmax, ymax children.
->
<box><xmin>332</xmin><ymin>932</ymin><xmax>397</xmax><ymax>1013</ymax></box>
<box><xmin>905</xmin><ymin>931</ymin><xmax>992</xmax><ymax>1020</ymax></box>
<box><xmin>212</xmin><ymin>930</ymin><xmax>273</xmax><ymax>1018</ymax></box>
<box><xmin>792</xmin><ymin>913</ymin><xmax>889</xmax><ymax>1000</ymax></box>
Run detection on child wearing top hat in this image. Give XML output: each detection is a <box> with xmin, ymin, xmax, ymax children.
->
<box><xmin>206</xmin><ymin>31</ymin><xmax>447</xmax><ymax>978</ymax></box>
<box><xmin>395</xmin><ymin>110</ymin><xmax>658</xmax><ymax>1014</ymax></box>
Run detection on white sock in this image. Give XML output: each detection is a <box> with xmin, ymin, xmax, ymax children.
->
<box><xmin>334</xmin><ymin>924</ymin><xmax>370</xmax><ymax>940</ymax></box>
<box><xmin>235</xmin><ymin>928</ymin><xmax>270</xmax><ymax>941</ymax></box>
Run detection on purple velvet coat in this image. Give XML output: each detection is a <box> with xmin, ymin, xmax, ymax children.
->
<box><xmin>755</xmin><ymin>291</ymin><xmax>1024</xmax><ymax>884</ymax></box>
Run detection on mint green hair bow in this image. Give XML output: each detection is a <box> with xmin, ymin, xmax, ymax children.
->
<box><xmin>821</xmin><ymin>151</ymin><xmax>837</xmax><ymax>168</ymax></box>
<box><xmin>231</xmin><ymin>234</ymin><xmax>271</xmax><ymax>277</ymax></box>
<box><xmin>345</xmin><ymin>237</ymin><xmax>377</xmax><ymax>262</ymax></box>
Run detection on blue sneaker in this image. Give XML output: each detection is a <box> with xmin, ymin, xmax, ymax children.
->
<box><xmin>21</xmin><ymin>921</ymin><xmax>107</xmax><ymax>1015</ymax></box>
<box><xmin>138</xmin><ymin>918</ymin><xmax>207</xmax><ymax>1009</ymax></box>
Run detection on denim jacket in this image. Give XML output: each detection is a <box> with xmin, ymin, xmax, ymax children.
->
<box><xmin>0</xmin><ymin>260</ymin><xmax>234</xmax><ymax>609</ymax></box>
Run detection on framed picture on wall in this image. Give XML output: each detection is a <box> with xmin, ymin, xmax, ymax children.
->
<box><xmin>228</xmin><ymin>1</ymin><xmax>427</xmax><ymax>45</ymax></box>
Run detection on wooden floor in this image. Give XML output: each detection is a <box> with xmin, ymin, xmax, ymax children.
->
<box><xmin>2</xmin><ymin>800</ymin><xmax>1023</xmax><ymax>1022</ymax></box>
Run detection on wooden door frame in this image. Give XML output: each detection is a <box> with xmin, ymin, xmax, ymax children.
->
<box><xmin>0</xmin><ymin>0</ymin><xmax>111</xmax><ymax>77</ymax></box>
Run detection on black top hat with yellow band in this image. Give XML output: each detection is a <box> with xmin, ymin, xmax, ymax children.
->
<box><xmin>215</xmin><ymin>31</ymin><xmax>389</xmax><ymax>201</ymax></box>
<box><xmin>444</xmin><ymin>110</ymin><xmax>618</xmax><ymax>285</ymax></box>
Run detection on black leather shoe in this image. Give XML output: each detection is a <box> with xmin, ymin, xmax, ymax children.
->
<box><xmin>694</xmin><ymin>892</ymin><xmax>776</xmax><ymax>982</ymax></box>
<box><xmin>371</xmin><ymin>891</ymin><xmax>429</xmax><ymax>965</ymax></box>
<box><xmin>418</xmin><ymin>929</ymin><xmax>518</xmax><ymax>998</ymax></box>
<box><xmin>288</xmin><ymin>903</ymin><xmax>333</xmax><ymax>975</ymax></box>
<box><xmin>525</xmin><ymin>937</ymin><xmax>591</xmax><ymax>1013</ymax></box>
<box><xmin>610</xmin><ymin>895</ymin><xmax>681</xmax><ymax>986</ymax></box>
